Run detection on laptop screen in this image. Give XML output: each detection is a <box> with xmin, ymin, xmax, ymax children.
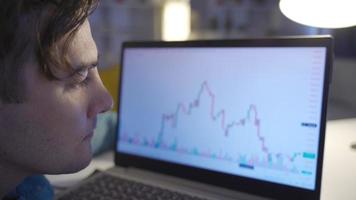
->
<box><xmin>116</xmin><ymin>39</ymin><xmax>331</xmax><ymax>195</ymax></box>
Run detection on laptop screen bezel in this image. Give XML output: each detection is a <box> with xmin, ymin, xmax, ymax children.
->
<box><xmin>115</xmin><ymin>37</ymin><xmax>333</xmax><ymax>200</ymax></box>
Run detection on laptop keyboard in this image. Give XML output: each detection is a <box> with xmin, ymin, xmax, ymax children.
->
<box><xmin>57</xmin><ymin>173</ymin><xmax>207</xmax><ymax>200</ymax></box>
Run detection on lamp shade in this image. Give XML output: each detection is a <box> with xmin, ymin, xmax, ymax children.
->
<box><xmin>279</xmin><ymin>0</ymin><xmax>356</xmax><ymax>28</ymax></box>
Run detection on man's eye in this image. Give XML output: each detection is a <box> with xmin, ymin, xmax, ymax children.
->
<box><xmin>76</xmin><ymin>69</ymin><xmax>91</xmax><ymax>86</ymax></box>
<box><xmin>77</xmin><ymin>69</ymin><xmax>89</xmax><ymax>78</ymax></box>
<box><xmin>66</xmin><ymin>64</ymin><xmax>98</xmax><ymax>89</ymax></box>
<box><xmin>66</xmin><ymin>69</ymin><xmax>91</xmax><ymax>88</ymax></box>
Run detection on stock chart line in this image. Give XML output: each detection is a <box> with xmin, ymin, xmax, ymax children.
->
<box><xmin>119</xmin><ymin>81</ymin><xmax>318</xmax><ymax>173</ymax></box>
<box><xmin>156</xmin><ymin>81</ymin><xmax>269</xmax><ymax>157</ymax></box>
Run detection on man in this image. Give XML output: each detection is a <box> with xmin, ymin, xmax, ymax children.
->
<box><xmin>0</xmin><ymin>0</ymin><xmax>113</xmax><ymax>199</ymax></box>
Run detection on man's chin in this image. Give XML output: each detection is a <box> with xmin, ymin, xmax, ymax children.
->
<box><xmin>66</xmin><ymin>147</ymin><xmax>93</xmax><ymax>174</ymax></box>
<box><xmin>69</xmin><ymin>156</ymin><xmax>92</xmax><ymax>174</ymax></box>
<box><xmin>46</xmin><ymin>146</ymin><xmax>93</xmax><ymax>175</ymax></box>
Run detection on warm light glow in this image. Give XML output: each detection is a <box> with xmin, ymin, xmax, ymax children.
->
<box><xmin>279</xmin><ymin>0</ymin><xmax>356</xmax><ymax>28</ymax></box>
<box><xmin>163</xmin><ymin>0</ymin><xmax>191</xmax><ymax>41</ymax></box>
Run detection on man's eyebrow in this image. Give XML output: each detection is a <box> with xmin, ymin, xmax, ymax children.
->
<box><xmin>73</xmin><ymin>53</ymin><xmax>100</xmax><ymax>71</ymax></box>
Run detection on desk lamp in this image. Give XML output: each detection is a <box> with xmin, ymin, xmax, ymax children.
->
<box><xmin>279</xmin><ymin>0</ymin><xmax>356</xmax><ymax>150</ymax></box>
<box><xmin>279</xmin><ymin>0</ymin><xmax>356</xmax><ymax>28</ymax></box>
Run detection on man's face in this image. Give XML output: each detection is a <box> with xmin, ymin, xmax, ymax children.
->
<box><xmin>0</xmin><ymin>20</ymin><xmax>113</xmax><ymax>174</ymax></box>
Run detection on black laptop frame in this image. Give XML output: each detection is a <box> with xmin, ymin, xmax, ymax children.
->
<box><xmin>115</xmin><ymin>36</ymin><xmax>333</xmax><ymax>200</ymax></box>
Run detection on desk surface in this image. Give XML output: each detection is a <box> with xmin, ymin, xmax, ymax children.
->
<box><xmin>321</xmin><ymin>118</ymin><xmax>356</xmax><ymax>200</ymax></box>
<box><xmin>47</xmin><ymin>119</ymin><xmax>356</xmax><ymax>200</ymax></box>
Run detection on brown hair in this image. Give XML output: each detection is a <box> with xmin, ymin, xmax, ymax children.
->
<box><xmin>0</xmin><ymin>0</ymin><xmax>99</xmax><ymax>103</ymax></box>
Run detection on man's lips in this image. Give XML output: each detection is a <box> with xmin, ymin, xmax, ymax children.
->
<box><xmin>83</xmin><ymin>130</ymin><xmax>94</xmax><ymax>141</ymax></box>
<box><xmin>83</xmin><ymin>117</ymin><xmax>98</xmax><ymax>141</ymax></box>
<box><xmin>93</xmin><ymin>117</ymin><xmax>97</xmax><ymax>129</ymax></box>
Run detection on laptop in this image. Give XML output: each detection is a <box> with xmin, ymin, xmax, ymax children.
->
<box><xmin>57</xmin><ymin>36</ymin><xmax>333</xmax><ymax>200</ymax></box>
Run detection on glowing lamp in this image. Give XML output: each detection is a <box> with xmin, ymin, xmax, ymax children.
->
<box><xmin>279</xmin><ymin>0</ymin><xmax>356</xmax><ymax>28</ymax></box>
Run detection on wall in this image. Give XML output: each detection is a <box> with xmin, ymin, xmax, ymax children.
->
<box><xmin>328</xmin><ymin>58</ymin><xmax>356</xmax><ymax>119</ymax></box>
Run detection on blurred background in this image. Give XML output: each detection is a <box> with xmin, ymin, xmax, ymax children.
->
<box><xmin>91</xmin><ymin>0</ymin><xmax>356</xmax><ymax>120</ymax></box>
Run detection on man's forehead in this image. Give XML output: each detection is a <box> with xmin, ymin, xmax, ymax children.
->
<box><xmin>66</xmin><ymin>20</ymin><xmax>98</xmax><ymax>70</ymax></box>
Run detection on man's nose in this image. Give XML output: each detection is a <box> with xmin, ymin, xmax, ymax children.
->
<box><xmin>87</xmin><ymin>83</ymin><xmax>114</xmax><ymax>119</ymax></box>
<box><xmin>98</xmin><ymin>87</ymin><xmax>114</xmax><ymax>114</ymax></box>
